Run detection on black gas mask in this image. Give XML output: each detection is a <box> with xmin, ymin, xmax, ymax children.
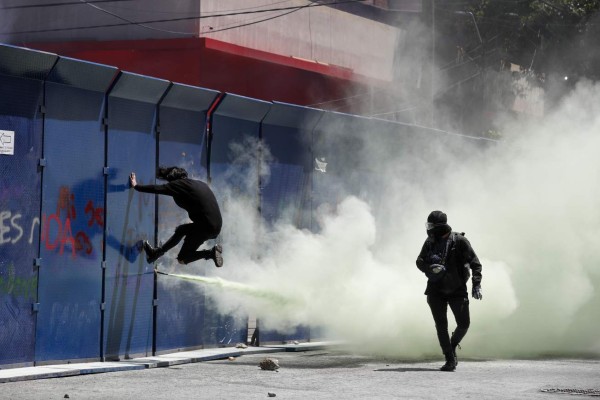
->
<box><xmin>426</xmin><ymin>210</ymin><xmax>451</xmax><ymax>239</ymax></box>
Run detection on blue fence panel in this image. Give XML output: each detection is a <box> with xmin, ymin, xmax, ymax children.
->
<box><xmin>211</xmin><ymin>93</ymin><xmax>271</xmax><ymax>191</ymax></box>
<box><xmin>0</xmin><ymin>45</ymin><xmax>57</xmax><ymax>367</ymax></box>
<box><xmin>365</xmin><ymin>118</ymin><xmax>430</xmax><ymax>192</ymax></box>
<box><xmin>155</xmin><ymin>84</ymin><xmax>219</xmax><ymax>352</ymax></box>
<box><xmin>312</xmin><ymin>111</ymin><xmax>375</xmax><ymax>216</ymax></box>
<box><xmin>35</xmin><ymin>57</ymin><xmax>117</xmax><ymax>363</ymax></box>
<box><xmin>104</xmin><ymin>72</ymin><xmax>169</xmax><ymax>360</ymax></box>
<box><xmin>209</xmin><ymin>93</ymin><xmax>271</xmax><ymax>346</ymax></box>
<box><xmin>259</xmin><ymin>102</ymin><xmax>323</xmax><ymax>343</ymax></box>
<box><xmin>260</xmin><ymin>102</ymin><xmax>323</xmax><ymax>229</ymax></box>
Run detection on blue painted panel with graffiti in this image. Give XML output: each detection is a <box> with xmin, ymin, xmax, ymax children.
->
<box><xmin>0</xmin><ymin>75</ymin><xmax>43</xmax><ymax>366</ymax></box>
<box><xmin>35</xmin><ymin>83</ymin><xmax>105</xmax><ymax>362</ymax></box>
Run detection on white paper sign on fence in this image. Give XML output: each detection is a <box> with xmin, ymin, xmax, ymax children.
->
<box><xmin>0</xmin><ymin>130</ymin><xmax>15</xmax><ymax>155</ymax></box>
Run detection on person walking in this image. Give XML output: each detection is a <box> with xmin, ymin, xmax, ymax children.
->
<box><xmin>416</xmin><ymin>210</ymin><xmax>482</xmax><ymax>371</ymax></box>
<box><xmin>129</xmin><ymin>166</ymin><xmax>223</xmax><ymax>267</ymax></box>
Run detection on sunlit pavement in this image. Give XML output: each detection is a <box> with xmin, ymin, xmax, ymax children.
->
<box><xmin>1</xmin><ymin>344</ymin><xmax>599</xmax><ymax>399</ymax></box>
<box><xmin>0</xmin><ymin>342</ymin><xmax>327</xmax><ymax>383</ymax></box>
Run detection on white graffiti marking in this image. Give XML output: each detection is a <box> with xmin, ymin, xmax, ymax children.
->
<box><xmin>0</xmin><ymin>210</ymin><xmax>24</xmax><ymax>245</ymax></box>
<box><xmin>29</xmin><ymin>217</ymin><xmax>40</xmax><ymax>245</ymax></box>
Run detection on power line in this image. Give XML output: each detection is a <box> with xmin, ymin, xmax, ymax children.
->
<box><xmin>0</xmin><ymin>0</ymin><xmax>131</xmax><ymax>9</ymax></box>
<box><xmin>198</xmin><ymin>3</ymin><xmax>311</xmax><ymax>36</ymax></box>
<box><xmin>3</xmin><ymin>0</ymin><xmax>366</xmax><ymax>35</ymax></box>
<box><xmin>80</xmin><ymin>0</ymin><xmax>302</xmax><ymax>36</ymax></box>
<box><xmin>78</xmin><ymin>0</ymin><xmax>195</xmax><ymax>36</ymax></box>
<box><xmin>81</xmin><ymin>0</ymin><xmax>297</xmax><ymax>16</ymax></box>
<box><xmin>201</xmin><ymin>8</ymin><xmax>302</xmax><ymax>35</ymax></box>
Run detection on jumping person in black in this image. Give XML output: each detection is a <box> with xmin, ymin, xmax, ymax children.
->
<box><xmin>129</xmin><ymin>166</ymin><xmax>223</xmax><ymax>268</ymax></box>
<box><xmin>416</xmin><ymin>210</ymin><xmax>482</xmax><ymax>371</ymax></box>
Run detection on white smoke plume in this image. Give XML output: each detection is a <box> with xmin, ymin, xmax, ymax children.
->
<box><xmin>197</xmin><ymin>79</ymin><xmax>600</xmax><ymax>360</ymax></box>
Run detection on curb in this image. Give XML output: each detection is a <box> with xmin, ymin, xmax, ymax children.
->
<box><xmin>0</xmin><ymin>342</ymin><xmax>333</xmax><ymax>383</ymax></box>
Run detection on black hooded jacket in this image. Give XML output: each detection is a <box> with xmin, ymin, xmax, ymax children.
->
<box><xmin>134</xmin><ymin>178</ymin><xmax>222</xmax><ymax>233</ymax></box>
<box><xmin>416</xmin><ymin>232</ymin><xmax>482</xmax><ymax>297</ymax></box>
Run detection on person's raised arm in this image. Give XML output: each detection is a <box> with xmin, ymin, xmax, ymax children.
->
<box><xmin>129</xmin><ymin>172</ymin><xmax>171</xmax><ymax>195</ymax></box>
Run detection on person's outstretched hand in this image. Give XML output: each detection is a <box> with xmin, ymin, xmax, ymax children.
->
<box><xmin>472</xmin><ymin>285</ymin><xmax>483</xmax><ymax>300</ymax></box>
<box><xmin>129</xmin><ymin>172</ymin><xmax>137</xmax><ymax>188</ymax></box>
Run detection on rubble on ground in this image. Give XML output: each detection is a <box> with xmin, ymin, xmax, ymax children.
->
<box><xmin>259</xmin><ymin>358</ymin><xmax>280</xmax><ymax>371</ymax></box>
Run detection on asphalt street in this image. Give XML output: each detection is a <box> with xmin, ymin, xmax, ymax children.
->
<box><xmin>1</xmin><ymin>349</ymin><xmax>599</xmax><ymax>400</ymax></box>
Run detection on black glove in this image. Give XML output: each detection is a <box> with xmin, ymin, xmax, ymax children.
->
<box><xmin>472</xmin><ymin>285</ymin><xmax>482</xmax><ymax>300</ymax></box>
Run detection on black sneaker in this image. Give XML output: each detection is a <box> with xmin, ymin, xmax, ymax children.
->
<box><xmin>143</xmin><ymin>241</ymin><xmax>163</xmax><ymax>264</ymax></box>
<box><xmin>211</xmin><ymin>244</ymin><xmax>223</xmax><ymax>268</ymax></box>
<box><xmin>440</xmin><ymin>352</ymin><xmax>457</xmax><ymax>372</ymax></box>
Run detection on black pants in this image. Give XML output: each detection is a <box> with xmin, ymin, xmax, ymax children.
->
<box><xmin>161</xmin><ymin>222</ymin><xmax>219</xmax><ymax>264</ymax></box>
<box><xmin>427</xmin><ymin>294</ymin><xmax>470</xmax><ymax>354</ymax></box>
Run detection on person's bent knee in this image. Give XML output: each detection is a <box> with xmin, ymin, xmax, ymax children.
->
<box><xmin>457</xmin><ymin>320</ymin><xmax>470</xmax><ymax>330</ymax></box>
<box><xmin>174</xmin><ymin>225</ymin><xmax>187</xmax><ymax>235</ymax></box>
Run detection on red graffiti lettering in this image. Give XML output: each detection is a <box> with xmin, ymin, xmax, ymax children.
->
<box><xmin>75</xmin><ymin>231</ymin><xmax>92</xmax><ymax>255</ymax></box>
<box><xmin>43</xmin><ymin>213</ymin><xmax>60</xmax><ymax>251</ymax></box>
<box><xmin>57</xmin><ymin>186</ymin><xmax>76</xmax><ymax>219</ymax></box>
<box><xmin>43</xmin><ymin>214</ymin><xmax>76</xmax><ymax>258</ymax></box>
<box><xmin>61</xmin><ymin>218</ymin><xmax>76</xmax><ymax>258</ymax></box>
<box><xmin>42</xmin><ymin>187</ymin><xmax>103</xmax><ymax>259</ymax></box>
<box><xmin>85</xmin><ymin>200</ymin><xmax>104</xmax><ymax>227</ymax></box>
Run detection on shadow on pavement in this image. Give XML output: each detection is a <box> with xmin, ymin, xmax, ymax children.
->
<box><xmin>374</xmin><ymin>367</ymin><xmax>440</xmax><ymax>372</ymax></box>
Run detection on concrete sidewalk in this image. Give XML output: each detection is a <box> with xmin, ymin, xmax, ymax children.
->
<box><xmin>2</xmin><ymin>349</ymin><xmax>599</xmax><ymax>399</ymax></box>
<box><xmin>0</xmin><ymin>342</ymin><xmax>331</xmax><ymax>383</ymax></box>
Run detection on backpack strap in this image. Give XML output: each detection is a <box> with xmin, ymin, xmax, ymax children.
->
<box><xmin>442</xmin><ymin>232</ymin><xmax>465</xmax><ymax>265</ymax></box>
<box><xmin>440</xmin><ymin>233</ymin><xmax>455</xmax><ymax>265</ymax></box>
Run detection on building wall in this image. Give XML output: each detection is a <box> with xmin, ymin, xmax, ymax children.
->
<box><xmin>27</xmin><ymin>37</ymin><xmax>375</xmax><ymax>115</ymax></box>
<box><xmin>199</xmin><ymin>0</ymin><xmax>402</xmax><ymax>81</ymax></box>
<box><xmin>0</xmin><ymin>0</ymin><xmax>200</xmax><ymax>43</ymax></box>
<box><xmin>8</xmin><ymin>1</ymin><xmax>424</xmax><ymax>119</ymax></box>
<box><xmin>2</xmin><ymin>0</ymin><xmax>403</xmax><ymax>83</ymax></box>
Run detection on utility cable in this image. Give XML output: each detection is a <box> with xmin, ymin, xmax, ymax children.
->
<box><xmin>78</xmin><ymin>0</ymin><xmax>195</xmax><ymax>36</ymax></box>
<box><xmin>0</xmin><ymin>0</ymin><xmax>129</xmax><ymax>9</ymax></box>
<box><xmin>200</xmin><ymin>8</ymin><xmax>302</xmax><ymax>35</ymax></box>
<box><xmin>4</xmin><ymin>0</ymin><xmax>366</xmax><ymax>35</ymax></box>
<box><xmin>81</xmin><ymin>0</ymin><xmax>302</xmax><ymax>35</ymax></box>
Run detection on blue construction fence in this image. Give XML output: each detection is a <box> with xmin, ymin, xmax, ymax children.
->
<box><xmin>0</xmin><ymin>44</ymin><xmax>490</xmax><ymax>368</ymax></box>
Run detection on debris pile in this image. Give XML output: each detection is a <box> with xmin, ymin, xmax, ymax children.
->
<box><xmin>259</xmin><ymin>358</ymin><xmax>280</xmax><ymax>371</ymax></box>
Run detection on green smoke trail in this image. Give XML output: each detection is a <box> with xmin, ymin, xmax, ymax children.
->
<box><xmin>157</xmin><ymin>271</ymin><xmax>298</xmax><ymax>307</ymax></box>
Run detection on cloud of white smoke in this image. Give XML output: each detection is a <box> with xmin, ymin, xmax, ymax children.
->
<box><xmin>197</xmin><ymin>78</ymin><xmax>600</xmax><ymax>360</ymax></box>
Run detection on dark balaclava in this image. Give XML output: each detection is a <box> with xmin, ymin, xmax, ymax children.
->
<box><xmin>426</xmin><ymin>210</ymin><xmax>452</xmax><ymax>239</ymax></box>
